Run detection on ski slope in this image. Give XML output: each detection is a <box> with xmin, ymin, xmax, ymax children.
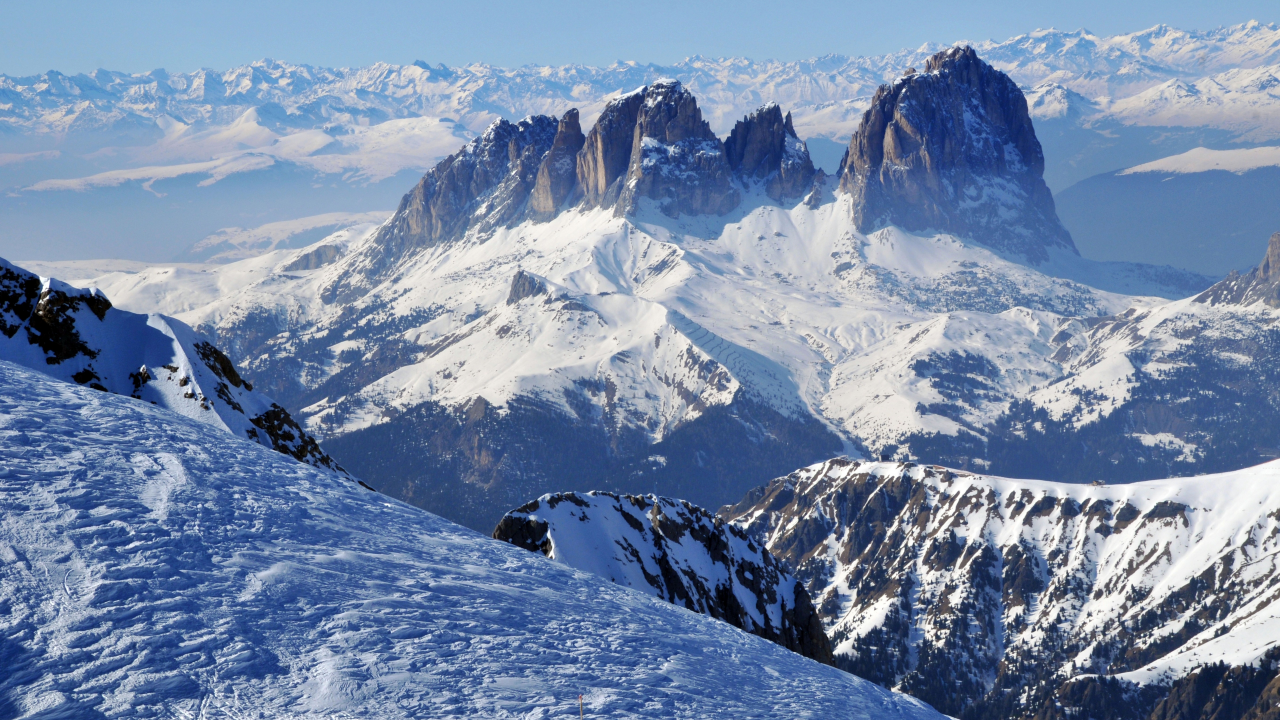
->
<box><xmin>0</xmin><ymin>360</ymin><xmax>943</xmax><ymax>719</ymax></box>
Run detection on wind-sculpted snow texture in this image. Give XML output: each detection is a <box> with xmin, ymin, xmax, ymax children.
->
<box><xmin>841</xmin><ymin>47</ymin><xmax>1075</xmax><ymax>263</ymax></box>
<box><xmin>0</xmin><ymin>257</ymin><xmax>341</xmax><ymax>472</ymax></box>
<box><xmin>0</xmin><ymin>361</ymin><xmax>945</xmax><ymax>720</ymax></box>
<box><xmin>723</xmin><ymin>458</ymin><xmax>1280</xmax><ymax>719</ymax></box>
<box><xmin>493</xmin><ymin>491</ymin><xmax>833</xmax><ymax>664</ymax></box>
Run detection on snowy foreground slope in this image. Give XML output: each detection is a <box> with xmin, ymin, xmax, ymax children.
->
<box><xmin>724</xmin><ymin>458</ymin><xmax>1280</xmax><ymax>717</ymax></box>
<box><xmin>0</xmin><ymin>361</ymin><xmax>943</xmax><ymax>720</ymax></box>
<box><xmin>0</xmin><ymin>257</ymin><xmax>340</xmax><ymax>473</ymax></box>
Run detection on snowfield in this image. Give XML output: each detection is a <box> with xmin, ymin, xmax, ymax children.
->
<box><xmin>0</xmin><ymin>360</ymin><xmax>944</xmax><ymax>719</ymax></box>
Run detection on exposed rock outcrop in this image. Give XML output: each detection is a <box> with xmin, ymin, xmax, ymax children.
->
<box><xmin>725</xmin><ymin>104</ymin><xmax>816</xmax><ymax>202</ymax></box>
<box><xmin>494</xmin><ymin>491</ymin><xmax>834</xmax><ymax>665</ymax></box>
<box><xmin>616</xmin><ymin>80</ymin><xmax>740</xmax><ymax>217</ymax></box>
<box><xmin>326</xmin><ymin>116</ymin><xmax>558</xmax><ymax>301</ymax></box>
<box><xmin>505</xmin><ymin>269</ymin><xmax>548</xmax><ymax>305</ymax></box>
<box><xmin>839</xmin><ymin>46</ymin><xmax>1075</xmax><ymax>262</ymax></box>
<box><xmin>577</xmin><ymin>91</ymin><xmax>645</xmax><ymax>209</ymax></box>
<box><xmin>1194</xmin><ymin>232</ymin><xmax>1280</xmax><ymax>307</ymax></box>
<box><xmin>530</xmin><ymin>109</ymin><xmax>586</xmax><ymax>220</ymax></box>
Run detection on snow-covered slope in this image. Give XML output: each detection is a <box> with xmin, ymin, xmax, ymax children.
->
<box><xmin>0</xmin><ymin>257</ymin><xmax>341</xmax><ymax>472</ymax></box>
<box><xmin>723</xmin><ymin>457</ymin><xmax>1280</xmax><ymax>718</ymax></box>
<box><xmin>493</xmin><ymin>491</ymin><xmax>833</xmax><ymax>664</ymax></box>
<box><xmin>0</xmin><ymin>360</ymin><xmax>943</xmax><ymax>719</ymax></box>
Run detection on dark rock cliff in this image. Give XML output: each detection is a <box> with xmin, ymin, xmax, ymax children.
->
<box><xmin>325</xmin><ymin>115</ymin><xmax>558</xmax><ymax>301</ymax></box>
<box><xmin>722</xmin><ymin>458</ymin><xmax>1280</xmax><ymax>720</ymax></box>
<box><xmin>493</xmin><ymin>491</ymin><xmax>834</xmax><ymax>665</ymax></box>
<box><xmin>578</xmin><ymin>91</ymin><xmax>645</xmax><ymax>209</ymax></box>
<box><xmin>616</xmin><ymin>80</ymin><xmax>741</xmax><ymax>217</ymax></box>
<box><xmin>725</xmin><ymin>103</ymin><xmax>817</xmax><ymax>202</ymax></box>
<box><xmin>530</xmin><ymin>109</ymin><xmax>586</xmax><ymax>220</ymax></box>
<box><xmin>839</xmin><ymin>46</ymin><xmax>1075</xmax><ymax>263</ymax></box>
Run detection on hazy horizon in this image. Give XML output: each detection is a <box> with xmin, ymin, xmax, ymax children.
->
<box><xmin>3</xmin><ymin>0</ymin><xmax>1275</xmax><ymax>76</ymax></box>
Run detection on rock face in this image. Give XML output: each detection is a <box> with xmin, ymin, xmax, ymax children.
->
<box><xmin>0</xmin><ymin>257</ymin><xmax>344</xmax><ymax>474</ymax></box>
<box><xmin>328</xmin><ymin>116</ymin><xmax>558</xmax><ymax>300</ymax></box>
<box><xmin>329</xmin><ymin>81</ymin><xmax>801</xmax><ymax>302</ymax></box>
<box><xmin>723</xmin><ymin>458</ymin><xmax>1280</xmax><ymax>719</ymax></box>
<box><xmin>493</xmin><ymin>491</ymin><xmax>834</xmax><ymax>665</ymax></box>
<box><xmin>839</xmin><ymin>47</ymin><xmax>1075</xmax><ymax>262</ymax></box>
<box><xmin>1195</xmin><ymin>231</ymin><xmax>1280</xmax><ymax>307</ymax></box>
<box><xmin>577</xmin><ymin>91</ymin><xmax>645</xmax><ymax>209</ymax></box>
<box><xmin>725</xmin><ymin>103</ymin><xmax>816</xmax><ymax>202</ymax></box>
<box><xmin>530</xmin><ymin>109</ymin><xmax>586</xmax><ymax>220</ymax></box>
<box><xmin>616</xmin><ymin>80</ymin><xmax>740</xmax><ymax>217</ymax></box>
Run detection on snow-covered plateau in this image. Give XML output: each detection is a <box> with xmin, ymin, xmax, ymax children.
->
<box><xmin>0</xmin><ymin>359</ymin><xmax>944</xmax><ymax>719</ymax></box>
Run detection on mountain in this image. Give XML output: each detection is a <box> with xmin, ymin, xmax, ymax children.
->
<box><xmin>49</xmin><ymin>55</ymin><xmax>1244</xmax><ymax>533</ymax></box>
<box><xmin>493</xmin><ymin>491</ymin><xmax>833</xmax><ymax>664</ymax></box>
<box><xmin>891</xmin><ymin>230</ymin><xmax>1280</xmax><ymax>482</ymax></box>
<box><xmin>722</xmin><ymin>457</ymin><xmax>1280</xmax><ymax>719</ymax></box>
<box><xmin>3</xmin><ymin>21</ymin><xmax>1280</xmax><ymax>263</ymax></box>
<box><xmin>0</xmin><ymin>359</ymin><xmax>945</xmax><ymax>719</ymax></box>
<box><xmin>1056</xmin><ymin>147</ymin><xmax>1280</xmax><ymax>275</ymax></box>
<box><xmin>0</xmin><ymin>256</ymin><xmax>341</xmax><ymax>472</ymax></box>
<box><xmin>841</xmin><ymin>46</ymin><xmax>1074</xmax><ymax>262</ymax></box>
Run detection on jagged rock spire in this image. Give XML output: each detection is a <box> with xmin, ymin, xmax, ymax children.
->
<box><xmin>1195</xmin><ymin>231</ymin><xmax>1280</xmax><ymax>306</ymax></box>
<box><xmin>839</xmin><ymin>46</ymin><xmax>1075</xmax><ymax>263</ymax></box>
<box><xmin>530</xmin><ymin>109</ymin><xmax>586</xmax><ymax>220</ymax></box>
<box><xmin>577</xmin><ymin>92</ymin><xmax>645</xmax><ymax>209</ymax></box>
<box><xmin>616</xmin><ymin>80</ymin><xmax>740</xmax><ymax>217</ymax></box>
<box><xmin>725</xmin><ymin>103</ymin><xmax>817</xmax><ymax>201</ymax></box>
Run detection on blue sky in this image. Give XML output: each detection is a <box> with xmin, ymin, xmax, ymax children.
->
<box><xmin>3</xmin><ymin>0</ymin><xmax>1276</xmax><ymax>75</ymax></box>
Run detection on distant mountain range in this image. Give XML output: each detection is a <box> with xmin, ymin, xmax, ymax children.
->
<box><xmin>2</xmin><ymin>21</ymin><xmax>1280</xmax><ymax>266</ymax></box>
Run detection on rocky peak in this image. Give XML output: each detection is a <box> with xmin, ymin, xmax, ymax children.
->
<box><xmin>839</xmin><ymin>46</ymin><xmax>1076</xmax><ymax>263</ymax></box>
<box><xmin>322</xmin><ymin>115</ymin><xmax>557</xmax><ymax>302</ymax></box>
<box><xmin>1194</xmin><ymin>231</ymin><xmax>1280</xmax><ymax>306</ymax></box>
<box><xmin>725</xmin><ymin>103</ymin><xmax>817</xmax><ymax>202</ymax></box>
<box><xmin>530</xmin><ymin>109</ymin><xmax>586</xmax><ymax>220</ymax></box>
<box><xmin>493</xmin><ymin>490</ymin><xmax>834</xmax><ymax>665</ymax></box>
<box><xmin>617</xmin><ymin>80</ymin><xmax>740</xmax><ymax>217</ymax></box>
<box><xmin>577</xmin><ymin>90</ymin><xmax>645</xmax><ymax>209</ymax></box>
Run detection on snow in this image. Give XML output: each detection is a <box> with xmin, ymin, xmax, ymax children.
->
<box><xmin>0</xmin><ymin>360</ymin><xmax>944</xmax><ymax>719</ymax></box>
<box><xmin>503</xmin><ymin>492</ymin><xmax>804</xmax><ymax>635</ymax></box>
<box><xmin>43</xmin><ymin>188</ymin><xmax>1207</xmax><ymax>455</ymax></box>
<box><xmin>741</xmin><ymin>457</ymin><xmax>1280</xmax><ymax>687</ymax></box>
<box><xmin>1119</xmin><ymin>145</ymin><xmax>1280</xmax><ymax>175</ymax></box>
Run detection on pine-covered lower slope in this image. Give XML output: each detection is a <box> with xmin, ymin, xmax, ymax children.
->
<box><xmin>0</xmin><ymin>360</ymin><xmax>943</xmax><ymax>720</ymax></box>
<box><xmin>723</xmin><ymin>458</ymin><xmax>1280</xmax><ymax>719</ymax></box>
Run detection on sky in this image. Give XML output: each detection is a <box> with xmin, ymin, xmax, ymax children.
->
<box><xmin>2</xmin><ymin>0</ymin><xmax>1277</xmax><ymax>75</ymax></box>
